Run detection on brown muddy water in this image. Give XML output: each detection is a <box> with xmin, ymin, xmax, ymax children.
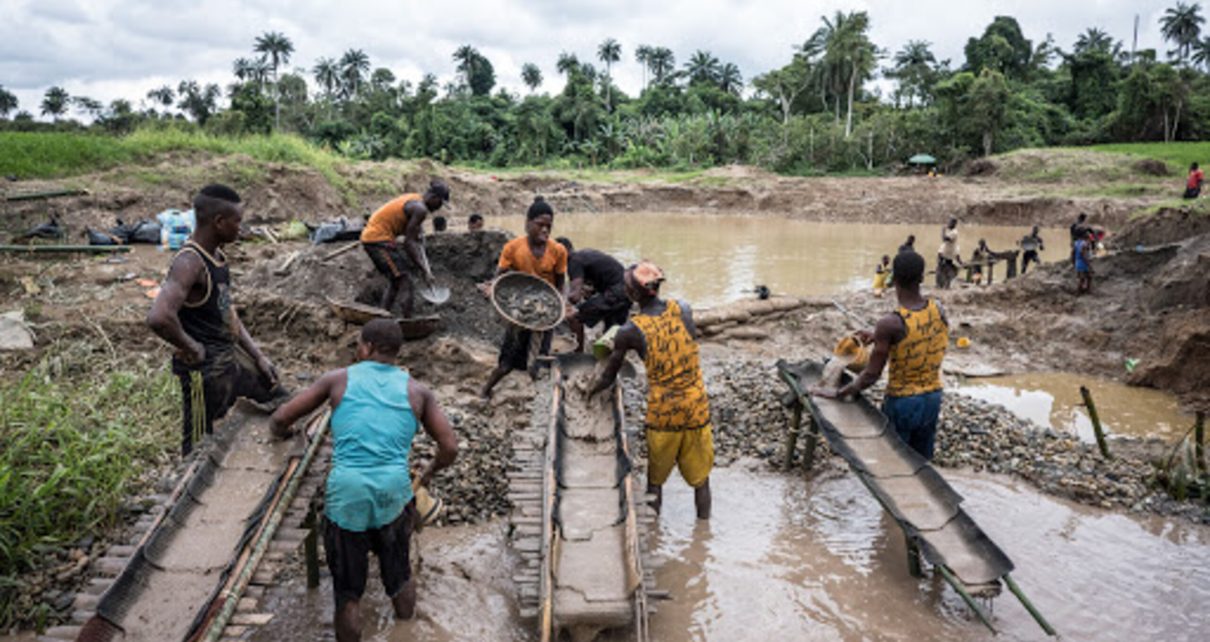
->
<box><xmin>252</xmin><ymin>465</ymin><xmax>1210</xmax><ymax>641</ymax></box>
<box><xmin>956</xmin><ymin>373</ymin><xmax>1195</xmax><ymax>443</ymax></box>
<box><xmin>498</xmin><ymin>213</ymin><xmax>1065</xmax><ymax>306</ymax></box>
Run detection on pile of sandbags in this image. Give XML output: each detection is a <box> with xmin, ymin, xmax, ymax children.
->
<box><xmin>696</xmin><ymin>296</ymin><xmax>809</xmax><ymax>340</ymax></box>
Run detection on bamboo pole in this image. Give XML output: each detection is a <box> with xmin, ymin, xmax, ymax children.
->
<box><xmin>935</xmin><ymin>564</ymin><xmax>997</xmax><ymax>635</ymax></box>
<box><xmin>802</xmin><ymin>413</ymin><xmax>820</xmax><ymax>472</ymax></box>
<box><xmin>0</xmin><ymin>244</ymin><xmax>131</xmax><ymax>254</ymax></box>
<box><xmin>783</xmin><ymin>402</ymin><xmax>801</xmax><ymax>470</ymax></box>
<box><xmin>1196</xmin><ymin>412</ymin><xmax>1206</xmax><ymax>479</ymax></box>
<box><xmin>321</xmin><ymin>241</ymin><xmax>360</xmax><ymax>262</ymax></box>
<box><xmin>1079</xmin><ymin>386</ymin><xmax>1112</xmax><ymax>459</ymax></box>
<box><xmin>200</xmin><ymin>410</ymin><xmax>331</xmax><ymax>642</ymax></box>
<box><xmin>4</xmin><ymin>187</ymin><xmax>88</xmax><ymax>201</ymax></box>
<box><xmin>537</xmin><ymin>375</ymin><xmax>560</xmax><ymax>642</ymax></box>
<box><xmin>1004</xmin><ymin>573</ymin><xmax>1057</xmax><ymax>636</ymax></box>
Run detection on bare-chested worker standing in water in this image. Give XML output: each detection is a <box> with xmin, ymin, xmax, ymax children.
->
<box><xmin>589</xmin><ymin>261</ymin><xmax>713</xmax><ymax>519</ymax></box>
<box><xmin>360</xmin><ymin>180</ymin><xmax>448</xmax><ymax>318</ymax></box>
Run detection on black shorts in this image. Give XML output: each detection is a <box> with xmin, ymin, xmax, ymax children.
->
<box><xmin>363</xmin><ymin>242</ymin><xmax>409</xmax><ymax>279</ymax></box>
<box><xmin>324</xmin><ymin>502</ymin><xmax>415</xmax><ymax>606</ymax></box>
<box><xmin>577</xmin><ymin>283</ymin><xmax>630</xmax><ymax>329</ymax></box>
<box><xmin>498</xmin><ymin>326</ymin><xmax>552</xmax><ymax>372</ymax></box>
<box><xmin>175</xmin><ymin>350</ymin><xmax>273</xmax><ymax>456</ymax></box>
<box><xmin>1022</xmin><ymin>250</ymin><xmax>1039</xmax><ymax>265</ymax></box>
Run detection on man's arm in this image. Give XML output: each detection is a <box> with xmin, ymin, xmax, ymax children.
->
<box><xmin>588</xmin><ymin>323</ymin><xmax>642</xmax><ymax>397</ymax></box>
<box><xmin>402</xmin><ymin>201</ymin><xmax>433</xmax><ymax>282</ymax></box>
<box><xmin>821</xmin><ymin>314</ymin><xmax>901</xmax><ymax>399</ymax></box>
<box><xmin>147</xmin><ymin>251</ymin><xmax>206</xmax><ymax>364</ymax></box>
<box><xmin>678</xmin><ymin>300</ymin><xmax>700</xmax><ymax>339</ymax></box>
<box><xmin>269</xmin><ymin>370</ymin><xmax>341</xmax><ymax>439</ymax></box>
<box><xmin>410</xmin><ymin>380</ymin><xmax>458</xmax><ymax>488</ymax></box>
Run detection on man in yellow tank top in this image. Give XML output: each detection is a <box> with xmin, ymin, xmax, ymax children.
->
<box><xmin>816</xmin><ymin>251</ymin><xmax>949</xmax><ymax>459</ymax></box>
<box><xmin>589</xmin><ymin>261</ymin><xmax>714</xmax><ymax>519</ymax></box>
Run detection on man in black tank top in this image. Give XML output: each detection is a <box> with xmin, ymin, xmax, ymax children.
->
<box><xmin>148</xmin><ymin>184</ymin><xmax>282</xmax><ymax>455</ymax></box>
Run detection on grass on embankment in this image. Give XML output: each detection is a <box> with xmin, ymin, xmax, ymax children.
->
<box><xmin>0</xmin><ymin>129</ymin><xmax>347</xmax><ymax>190</ymax></box>
<box><xmin>1088</xmin><ymin>141</ymin><xmax>1210</xmax><ymax>172</ymax></box>
<box><xmin>0</xmin><ymin>346</ymin><xmax>178</xmax><ymax>628</ymax></box>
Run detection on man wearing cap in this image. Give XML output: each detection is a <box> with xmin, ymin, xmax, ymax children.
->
<box><xmin>269</xmin><ymin>319</ymin><xmax>458</xmax><ymax>642</ymax></box>
<box><xmin>360</xmin><ymin>180</ymin><xmax>449</xmax><ymax>318</ymax></box>
<box><xmin>589</xmin><ymin>261</ymin><xmax>714</xmax><ymax>520</ymax></box>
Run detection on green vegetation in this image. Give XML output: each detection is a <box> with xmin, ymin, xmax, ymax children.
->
<box><xmin>0</xmin><ymin>348</ymin><xmax>178</xmax><ymax>628</ymax></box>
<box><xmin>1089</xmin><ymin>141</ymin><xmax>1210</xmax><ymax>171</ymax></box>
<box><xmin>0</xmin><ymin>129</ymin><xmax>347</xmax><ymax>189</ymax></box>
<box><xmin>4</xmin><ymin>5</ymin><xmax>1210</xmax><ymax>177</ymax></box>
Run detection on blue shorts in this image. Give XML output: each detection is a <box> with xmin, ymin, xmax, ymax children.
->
<box><xmin>883</xmin><ymin>390</ymin><xmax>943</xmax><ymax>460</ymax></box>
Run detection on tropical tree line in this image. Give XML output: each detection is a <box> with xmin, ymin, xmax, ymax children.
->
<box><xmin>4</xmin><ymin>4</ymin><xmax>1210</xmax><ymax>172</ymax></box>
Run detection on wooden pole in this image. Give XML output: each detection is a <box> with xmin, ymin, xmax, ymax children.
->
<box><xmin>783</xmin><ymin>402</ymin><xmax>801</xmax><ymax>470</ymax></box>
<box><xmin>936</xmin><ymin>564</ymin><xmax>997</xmax><ymax>635</ymax></box>
<box><xmin>1079</xmin><ymin>386</ymin><xmax>1112</xmax><ymax>459</ymax></box>
<box><xmin>0</xmin><ymin>244</ymin><xmax>131</xmax><ymax>254</ymax></box>
<box><xmin>1195</xmin><ymin>412</ymin><xmax>1206</xmax><ymax>479</ymax></box>
<box><xmin>304</xmin><ymin>504</ymin><xmax>320</xmax><ymax>589</ymax></box>
<box><xmin>802</xmin><ymin>413</ymin><xmax>819</xmax><ymax>472</ymax></box>
<box><xmin>4</xmin><ymin>187</ymin><xmax>88</xmax><ymax>201</ymax></box>
<box><xmin>1004</xmin><ymin>573</ymin><xmax>1057</xmax><ymax>636</ymax></box>
<box><xmin>321</xmin><ymin>241</ymin><xmax>360</xmax><ymax>262</ymax></box>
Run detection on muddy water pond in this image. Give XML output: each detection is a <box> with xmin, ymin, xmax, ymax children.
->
<box><xmin>252</xmin><ymin>465</ymin><xmax>1210</xmax><ymax>641</ymax></box>
<box><xmin>498</xmin><ymin>213</ymin><xmax>1065</xmax><ymax>306</ymax></box>
<box><xmin>957</xmin><ymin>373</ymin><xmax>1196</xmax><ymax>443</ymax></box>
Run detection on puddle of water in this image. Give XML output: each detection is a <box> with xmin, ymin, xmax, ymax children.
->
<box><xmin>957</xmin><ymin>372</ymin><xmax>1195</xmax><ymax>442</ymax></box>
<box><xmin>497</xmin><ymin>213</ymin><xmax>1065</xmax><ymax>306</ymax></box>
<box><xmin>254</xmin><ymin>465</ymin><xmax>1209</xmax><ymax>641</ymax></box>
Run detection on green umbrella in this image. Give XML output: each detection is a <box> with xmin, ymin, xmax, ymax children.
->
<box><xmin>907</xmin><ymin>154</ymin><xmax>937</xmax><ymax>165</ymax></box>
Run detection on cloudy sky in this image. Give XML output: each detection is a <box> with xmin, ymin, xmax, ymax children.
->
<box><xmin>0</xmin><ymin>0</ymin><xmax>1187</xmax><ymax>118</ymax></box>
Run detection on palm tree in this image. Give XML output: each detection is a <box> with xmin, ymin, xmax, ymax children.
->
<box><xmin>72</xmin><ymin>96</ymin><xmax>103</xmax><ymax>120</ymax></box>
<box><xmin>649</xmin><ymin>47</ymin><xmax>676</xmax><ymax>85</ymax></box>
<box><xmin>452</xmin><ymin>44</ymin><xmax>480</xmax><ymax>91</ymax></box>
<box><xmin>339</xmin><ymin>49</ymin><xmax>371</xmax><ymax>98</ymax></box>
<box><xmin>597</xmin><ymin>38</ymin><xmax>622</xmax><ymax>110</ymax></box>
<box><xmin>146</xmin><ymin>85</ymin><xmax>174</xmax><ymax>115</ymax></box>
<box><xmin>41</xmin><ymin>86</ymin><xmax>70</xmax><ymax>120</ymax></box>
<box><xmin>0</xmin><ymin>85</ymin><xmax>18</xmax><ymax>119</ymax></box>
<box><xmin>814</xmin><ymin>10</ymin><xmax>879</xmax><ymax>137</ymax></box>
<box><xmin>685</xmin><ymin>50</ymin><xmax>721</xmax><ymax>86</ymax></box>
<box><xmin>890</xmin><ymin>40</ymin><xmax>936</xmax><ymax>107</ymax></box>
<box><xmin>556</xmin><ymin>52</ymin><xmax>580</xmax><ymax>77</ymax></box>
<box><xmin>233</xmin><ymin>57</ymin><xmax>253</xmax><ymax>81</ymax></box>
<box><xmin>312</xmin><ymin>57</ymin><xmax>339</xmax><ymax>101</ymax></box>
<box><xmin>1074</xmin><ymin>28</ymin><xmax>1114</xmax><ymax>54</ymax></box>
<box><xmin>1161</xmin><ymin>2</ymin><xmax>1205</xmax><ymax>63</ymax></box>
<box><xmin>521</xmin><ymin>63</ymin><xmax>543</xmax><ymax>93</ymax></box>
<box><xmin>718</xmin><ymin>63</ymin><xmax>743</xmax><ymax>95</ymax></box>
<box><xmin>635</xmin><ymin>45</ymin><xmax>653</xmax><ymax>90</ymax></box>
<box><xmin>254</xmin><ymin>31</ymin><xmax>294</xmax><ymax>129</ymax></box>
<box><xmin>1193</xmin><ymin>36</ymin><xmax>1210</xmax><ymax>71</ymax></box>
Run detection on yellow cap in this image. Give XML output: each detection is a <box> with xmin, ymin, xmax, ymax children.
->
<box><xmin>957</xmin><ymin>336</ymin><xmax>972</xmax><ymax>349</ymax></box>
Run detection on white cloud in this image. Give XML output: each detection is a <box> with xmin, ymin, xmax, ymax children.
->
<box><xmin>0</xmin><ymin>0</ymin><xmax>1186</xmax><ymax>119</ymax></box>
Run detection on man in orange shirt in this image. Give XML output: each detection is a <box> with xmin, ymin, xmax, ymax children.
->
<box><xmin>479</xmin><ymin>197</ymin><xmax>568</xmax><ymax>399</ymax></box>
<box><xmin>360</xmin><ymin>180</ymin><xmax>449</xmax><ymax>318</ymax></box>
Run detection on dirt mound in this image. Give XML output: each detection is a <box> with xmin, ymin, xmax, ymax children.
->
<box><xmin>1129</xmin><ymin>312</ymin><xmax>1210</xmax><ymax>411</ymax></box>
<box><xmin>246</xmin><ymin>231</ymin><xmax>511</xmax><ymax>342</ymax></box>
<box><xmin>964</xmin><ymin>158</ymin><xmax>998</xmax><ymax>176</ymax></box>
<box><xmin>1112</xmin><ymin>206</ymin><xmax>1210</xmax><ymax>248</ymax></box>
<box><xmin>1133</xmin><ymin>159</ymin><xmax>1171</xmax><ymax>176</ymax></box>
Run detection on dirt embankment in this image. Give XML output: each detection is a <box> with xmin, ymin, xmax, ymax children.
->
<box><xmin>0</xmin><ymin>151</ymin><xmax>1164</xmax><ymax>247</ymax></box>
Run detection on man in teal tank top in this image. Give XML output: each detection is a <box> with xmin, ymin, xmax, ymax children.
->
<box><xmin>270</xmin><ymin>319</ymin><xmax>458</xmax><ymax>641</ymax></box>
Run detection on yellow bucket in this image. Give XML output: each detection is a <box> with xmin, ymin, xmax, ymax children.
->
<box><xmin>413</xmin><ymin>484</ymin><xmax>443</xmax><ymax>530</ymax></box>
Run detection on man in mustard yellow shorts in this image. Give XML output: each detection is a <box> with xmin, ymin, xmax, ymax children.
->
<box><xmin>589</xmin><ymin>261</ymin><xmax>713</xmax><ymax>519</ymax></box>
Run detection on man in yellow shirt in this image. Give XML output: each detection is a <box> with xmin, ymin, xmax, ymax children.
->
<box><xmin>360</xmin><ymin>180</ymin><xmax>449</xmax><ymax>318</ymax></box>
<box><xmin>815</xmin><ymin>251</ymin><xmax>949</xmax><ymax>460</ymax></box>
<box><xmin>589</xmin><ymin>261</ymin><xmax>714</xmax><ymax>519</ymax></box>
